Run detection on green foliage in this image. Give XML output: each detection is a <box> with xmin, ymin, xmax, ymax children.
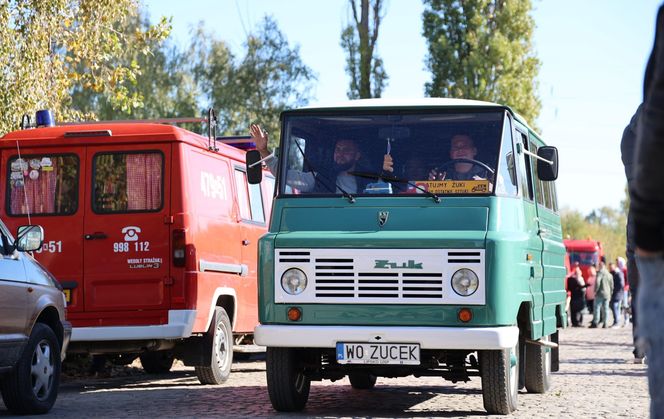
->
<box><xmin>340</xmin><ymin>0</ymin><xmax>388</xmax><ymax>99</ymax></box>
<box><xmin>70</xmin><ymin>11</ymin><xmax>198</xmax><ymax>122</ymax></box>
<box><xmin>422</xmin><ymin>0</ymin><xmax>541</xmax><ymax>123</ymax></box>
<box><xmin>561</xmin><ymin>206</ymin><xmax>627</xmax><ymax>264</ymax></box>
<box><xmin>0</xmin><ymin>0</ymin><xmax>170</xmax><ymax>134</ymax></box>
<box><xmin>191</xmin><ymin>16</ymin><xmax>315</xmax><ymax>147</ymax></box>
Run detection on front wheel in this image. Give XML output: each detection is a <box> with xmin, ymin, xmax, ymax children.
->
<box><xmin>480</xmin><ymin>342</ymin><xmax>519</xmax><ymax>415</ymax></box>
<box><xmin>266</xmin><ymin>347</ymin><xmax>311</xmax><ymax>412</ymax></box>
<box><xmin>0</xmin><ymin>323</ymin><xmax>61</xmax><ymax>415</ymax></box>
<box><xmin>195</xmin><ymin>307</ymin><xmax>233</xmax><ymax>385</ymax></box>
<box><xmin>525</xmin><ymin>335</ymin><xmax>552</xmax><ymax>393</ymax></box>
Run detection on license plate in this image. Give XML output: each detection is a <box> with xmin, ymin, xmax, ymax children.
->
<box><xmin>336</xmin><ymin>342</ymin><xmax>420</xmax><ymax>365</ymax></box>
<box><xmin>63</xmin><ymin>289</ymin><xmax>71</xmax><ymax>303</ymax></box>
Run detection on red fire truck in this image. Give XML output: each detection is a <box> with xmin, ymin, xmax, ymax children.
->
<box><xmin>0</xmin><ymin>110</ymin><xmax>273</xmax><ymax>384</ymax></box>
<box><xmin>563</xmin><ymin>239</ymin><xmax>604</xmax><ymax>279</ymax></box>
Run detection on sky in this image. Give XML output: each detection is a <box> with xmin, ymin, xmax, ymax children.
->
<box><xmin>142</xmin><ymin>0</ymin><xmax>661</xmax><ymax>215</ymax></box>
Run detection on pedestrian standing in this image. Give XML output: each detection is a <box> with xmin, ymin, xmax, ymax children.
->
<box><xmin>590</xmin><ymin>261</ymin><xmax>613</xmax><ymax>328</ymax></box>
<box><xmin>609</xmin><ymin>262</ymin><xmax>625</xmax><ymax>327</ymax></box>
<box><xmin>567</xmin><ymin>267</ymin><xmax>588</xmax><ymax>327</ymax></box>
<box><xmin>630</xmin><ymin>4</ymin><xmax>664</xmax><ymax>417</ymax></box>
<box><xmin>621</xmin><ymin>105</ymin><xmax>646</xmax><ymax>360</ymax></box>
<box><xmin>585</xmin><ymin>265</ymin><xmax>597</xmax><ymax>315</ymax></box>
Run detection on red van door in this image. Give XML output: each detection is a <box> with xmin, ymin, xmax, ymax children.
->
<box><xmin>2</xmin><ymin>150</ymin><xmax>84</xmax><ymax>311</ymax></box>
<box><xmin>82</xmin><ymin>145</ymin><xmax>171</xmax><ymax>321</ymax></box>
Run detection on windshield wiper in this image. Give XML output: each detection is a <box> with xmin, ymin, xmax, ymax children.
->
<box><xmin>348</xmin><ymin>171</ymin><xmax>441</xmax><ymax>203</ymax></box>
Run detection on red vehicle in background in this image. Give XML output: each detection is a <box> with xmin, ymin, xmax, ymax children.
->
<box><xmin>0</xmin><ymin>110</ymin><xmax>273</xmax><ymax>385</ymax></box>
<box><xmin>563</xmin><ymin>239</ymin><xmax>604</xmax><ymax>280</ymax></box>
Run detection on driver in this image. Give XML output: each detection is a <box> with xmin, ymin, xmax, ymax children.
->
<box><xmin>429</xmin><ymin>134</ymin><xmax>489</xmax><ymax>181</ymax></box>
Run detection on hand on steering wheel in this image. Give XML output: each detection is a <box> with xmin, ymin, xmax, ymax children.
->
<box><xmin>430</xmin><ymin>158</ymin><xmax>495</xmax><ymax>180</ymax></box>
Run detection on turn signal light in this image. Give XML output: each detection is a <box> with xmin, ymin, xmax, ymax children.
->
<box><xmin>458</xmin><ymin>308</ymin><xmax>473</xmax><ymax>323</ymax></box>
<box><xmin>287</xmin><ymin>307</ymin><xmax>302</xmax><ymax>321</ymax></box>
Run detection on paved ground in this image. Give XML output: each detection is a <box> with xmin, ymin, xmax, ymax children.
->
<box><xmin>1</xmin><ymin>319</ymin><xmax>649</xmax><ymax>418</ymax></box>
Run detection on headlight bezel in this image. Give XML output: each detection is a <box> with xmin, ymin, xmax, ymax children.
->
<box><xmin>451</xmin><ymin>268</ymin><xmax>479</xmax><ymax>297</ymax></box>
<box><xmin>280</xmin><ymin>268</ymin><xmax>308</xmax><ymax>295</ymax></box>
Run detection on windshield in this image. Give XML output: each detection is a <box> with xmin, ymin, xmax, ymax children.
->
<box><xmin>569</xmin><ymin>251</ymin><xmax>599</xmax><ymax>266</ymax></box>
<box><xmin>277</xmin><ymin>110</ymin><xmax>511</xmax><ymax>197</ymax></box>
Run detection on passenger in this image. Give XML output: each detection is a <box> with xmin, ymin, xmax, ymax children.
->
<box><xmin>429</xmin><ymin>134</ymin><xmax>490</xmax><ymax>181</ymax></box>
<box><xmin>251</xmin><ymin>124</ymin><xmax>364</xmax><ymax>194</ymax></box>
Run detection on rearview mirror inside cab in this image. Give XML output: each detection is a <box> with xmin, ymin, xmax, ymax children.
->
<box><xmin>246</xmin><ymin>150</ymin><xmax>263</xmax><ymax>185</ymax></box>
<box><xmin>537</xmin><ymin>146</ymin><xmax>559</xmax><ymax>181</ymax></box>
<box><xmin>16</xmin><ymin>225</ymin><xmax>44</xmax><ymax>252</ymax></box>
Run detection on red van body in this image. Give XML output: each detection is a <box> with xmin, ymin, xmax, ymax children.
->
<box><xmin>0</xmin><ymin>121</ymin><xmax>273</xmax><ymax>383</ymax></box>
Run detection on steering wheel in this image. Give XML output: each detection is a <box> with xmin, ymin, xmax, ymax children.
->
<box><xmin>432</xmin><ymin>158</ymin><xmax>495</xmax><ymax>177</ymax></box>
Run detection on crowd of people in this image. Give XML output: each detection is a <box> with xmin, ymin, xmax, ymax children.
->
<box><xmin>566</xmin><ymin>257</ymin><xmax>630</xmax><ymax>329</ymax></box>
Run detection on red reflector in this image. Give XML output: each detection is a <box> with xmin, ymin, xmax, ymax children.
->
<box><xmin>287</xmin><ymin>307</ymin><xmax>302</xmax><ymax>321</ymax></box>
<box><xmin>458</xmin><ymin>308</ymin><xmax>473</xmax><ymax>323</ymax></box>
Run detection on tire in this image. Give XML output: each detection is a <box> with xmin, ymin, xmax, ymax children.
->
<box><xmin>348</xmin><ymin>372</ymin><xmax>377</xmax><ymax>389</ymax></box>
<box><xmin>525</xmin><ymin>335</ymin><xmax>552</xmax><ymax>393</ymax></box>
<box><xmin>0</xmin><ymin>323</ymin><xmax>61</xmax><ymax>415</ymax></box>
<box><xmin>139</xmin><ymin>351</ymin><xmax>175</xmax><ymax>374</ymax></box>
<box><xmin>195</xmin><ymin>307</ymin><xmax>233</xmax><ymax>385</ymax></box>
<box><xmin>480</xmin><ymin>342</ymin><xmax>519</xmax><ymax>415</ymax></box>
<box><xmin>266</xmin><ymin>347</ymin><xmax>311</xmax><ymax>412</ymax></box>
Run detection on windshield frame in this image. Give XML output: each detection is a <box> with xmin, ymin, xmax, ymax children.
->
<box><xmin>276</xmin><ymin>106</ymin><xmax>512</xmax><ymax>199</ymax></box>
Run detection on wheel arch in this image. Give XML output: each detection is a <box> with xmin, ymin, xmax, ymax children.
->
<box><xmin>203</xmin><ymin>288</ymin><xmax>237</xmax><ymax>332</ymax></box>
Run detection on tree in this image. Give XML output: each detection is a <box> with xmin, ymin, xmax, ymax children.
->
<box><xmin>340</xmin><ymin>0</ymin><xmax>388</xmax><ymax>99</ymax></box>
<box><xmin>192</xmin><ymin>17</ymin><xmax>315</xmax><ymax>146</ymax></box>
<box><xmin>422</xmin><ymin>0</ymin><xmax>541</xmax><ymax>123</ymax></box>
<box><xmin>70</xmin><ymin>9</ymin><xmax>199</xmax><ymax>122</ymax></box>
<box><xmin>561</xmin><ymin>206</ymin><xmax>627</xmax><ymax>264</ymax></box>
<box><xmin>0</xmin><ymin>0</ymin><xmax>170</xmax><ymax>135</ymax></box>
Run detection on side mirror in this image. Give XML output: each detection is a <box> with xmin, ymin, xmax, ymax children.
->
<box><xmin>16</xmin><ymin>225</ymin><xmax>44</xmax><ymax>252</ymax></box>
<box><xmin>246</xmin><ymin>150</ymin><xmax>263</xmax><ymax>185</ymax></box>
<box><xmin>537</xmin><ymin>146</ymin><xmax>558</xmax><ymax>181</ymax></box>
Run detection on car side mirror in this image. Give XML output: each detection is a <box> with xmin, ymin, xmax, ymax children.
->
<box><xmin>246</xmin><ymin>150</ymin><xmax>263</xmax><ymax>185</ymax></box>
<box><xmin>16</xmin><ymin>225</ymin><xmax>44</xmax><ymax>252</ymax></box>
<box><xmin>537</xmin><ymin>146</ymin><xmax>558</xmax><ymax>181</ymax></box>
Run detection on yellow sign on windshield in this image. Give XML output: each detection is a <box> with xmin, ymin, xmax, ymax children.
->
<box><xmin>412</xmin><ymin>179</ymin><xmax>490</xmax><ymax>194</ymax></box>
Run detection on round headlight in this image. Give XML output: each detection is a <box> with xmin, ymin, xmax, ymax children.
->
<box><xmin>281</xmin><ymin>268</ymin><xmax>307</xmax><ymax>295</ymax></box>
<box><xmin>451</xmin><ymin>268</ymin><xmax>479</xmax><ymax>296</ymax></box>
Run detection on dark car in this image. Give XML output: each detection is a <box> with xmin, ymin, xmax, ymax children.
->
<box><xmin>0</xmin><ymin>221</ymin><xmax>71</xmax><ymax>415</ymax></box>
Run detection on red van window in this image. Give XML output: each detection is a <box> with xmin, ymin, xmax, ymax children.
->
<box><xmin>234</xmin><ymin>169</ymin><xmax>251</xmax><ymax>220</ymax></box>
<box><xmin>93</xmin><ymin>151</ymin><xmax>163</xmax><ymax>213</ymax></box>
<box><xmin>6</xmin><ymin>154</ymin><xmax>79</xmax><ymax>216</ymax></box>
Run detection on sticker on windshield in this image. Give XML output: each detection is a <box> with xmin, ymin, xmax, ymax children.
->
<box><xmin>414</xmin><ymin>180</ymin><xmax>490</xmax><ymax>194</ymax></box>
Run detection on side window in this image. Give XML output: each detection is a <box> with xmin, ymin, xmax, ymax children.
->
<box><xmin>549</xmin><ymin>181</ymin><xmax>559</xmax><ymax>212</ymax></box>
<box><xmin>234</xmin><ymin>169</ymin><xmax>251</xmax><ymax>220</ymax></box>
<box><xmin>495</xmin><ymin>114</ymin><xmax>518</xmax><ymax>197</ymax></box>
<box><xmin>0</xmin><ymin>221</ymin><xmax>12</xmax><ymax>255</ymax></box>
<box><xmin>530</xmin><ymin>141</ymin><xmax>545</xmax><ymax>207</ymax></box>
<box><xmin>517</xmin><ymin>132</ymin><xmax>534</xmax><ymax>201</ymax></box>
<box><xmin>92</xmin><ymin>151</ymin><xmax>163</xmax><ymax>213</ymax></box>
<box><xmin>7</xmin><ymin>154</ymin><xmax>78</xmax><ymax>216</ymax></box>
<box><xmin>248</xmin><ymin>183</ymin><xmax>265</xmax><ymax>223</ymax></box>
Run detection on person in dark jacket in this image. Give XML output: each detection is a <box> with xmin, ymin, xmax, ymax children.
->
<box><xmin>567</xmin><ymin>267</ymin><xmax>588</xmax><ymax>327</ymax></box>
<box><xmin>609</xmin><ymin>262</ymin><xmax>625</xmax><ymax>327</ymax></box>
<box><xmin>621</xmin><ymin>105</ymin><xmax>645</xmax><ymax>361</ymax></box>
<box><xmin>631</xmin><ymin>5</ymin><xmax>664</xmax><ymax>417</ymax></box>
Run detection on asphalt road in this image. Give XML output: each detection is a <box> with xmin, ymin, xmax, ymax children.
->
<box><xmin>1</xmin><ymin>318</ymin><xmax>649</xmax><ymax>418</ymax></box>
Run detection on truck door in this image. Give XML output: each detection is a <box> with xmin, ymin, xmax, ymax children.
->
<box><xmin>83</xmin><ymin>146</ymin><xmax>171</xmax><ymax>316</ymax></box>
<box><xmin>231</xmin><ymin>167</ymin><xmax>269</xmax><ymax>332</ymax></box>
<box><xmin>2</xmin><ymin>150</ymin><xmax>84</xmax><ymax>311</ymax></box>
<box><xmin>516</xmin><ymin>129</ymin><xmax>545</xmax><ymax>337</ymax></box>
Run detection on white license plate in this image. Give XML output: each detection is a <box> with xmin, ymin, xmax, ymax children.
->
<box><xmin>336</xmin><ymin>342</ymin><xmax>420</xmax><ymax>365</ymax></box>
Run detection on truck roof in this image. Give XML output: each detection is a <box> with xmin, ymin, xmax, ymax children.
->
<box><xmin>0</xmin><ymin>122</ymin><xmax>247</xmax><ymax>159</ymax></box>
<box><xmin>564</xmin><ymin>239</ymin><xmax>601</xmax><ymax>252</ymax></box>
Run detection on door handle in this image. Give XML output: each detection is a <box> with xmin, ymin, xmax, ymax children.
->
<box><xmin>538</xmin><ymin>228</ymin><xmax>548</xmax><ymax>236</ymax></box>
<box><xmin>242</xmin><ymin>239</ymin><xmax>251</xmax><ymax>246</ymax></box>
<box><xmin>84</xmin><ymin>232</ymin><xmax>108</xmax><ymax>240</ymax></box>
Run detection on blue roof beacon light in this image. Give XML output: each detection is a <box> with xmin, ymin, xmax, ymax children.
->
<box><xmin>35</xmin><ymin>110</ymin><xmax>55</xmax><ymax>128</ymax></box>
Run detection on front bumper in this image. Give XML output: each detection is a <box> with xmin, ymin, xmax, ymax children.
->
<box><xmin>61</xmin><ymin>320</ymin><xmax>72</xmax><ymax>361</ymax></box>
<box><xmin>255</xmin><ymin>324</ymin><xmax>519</xmax><ymax>350</ymax></box>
